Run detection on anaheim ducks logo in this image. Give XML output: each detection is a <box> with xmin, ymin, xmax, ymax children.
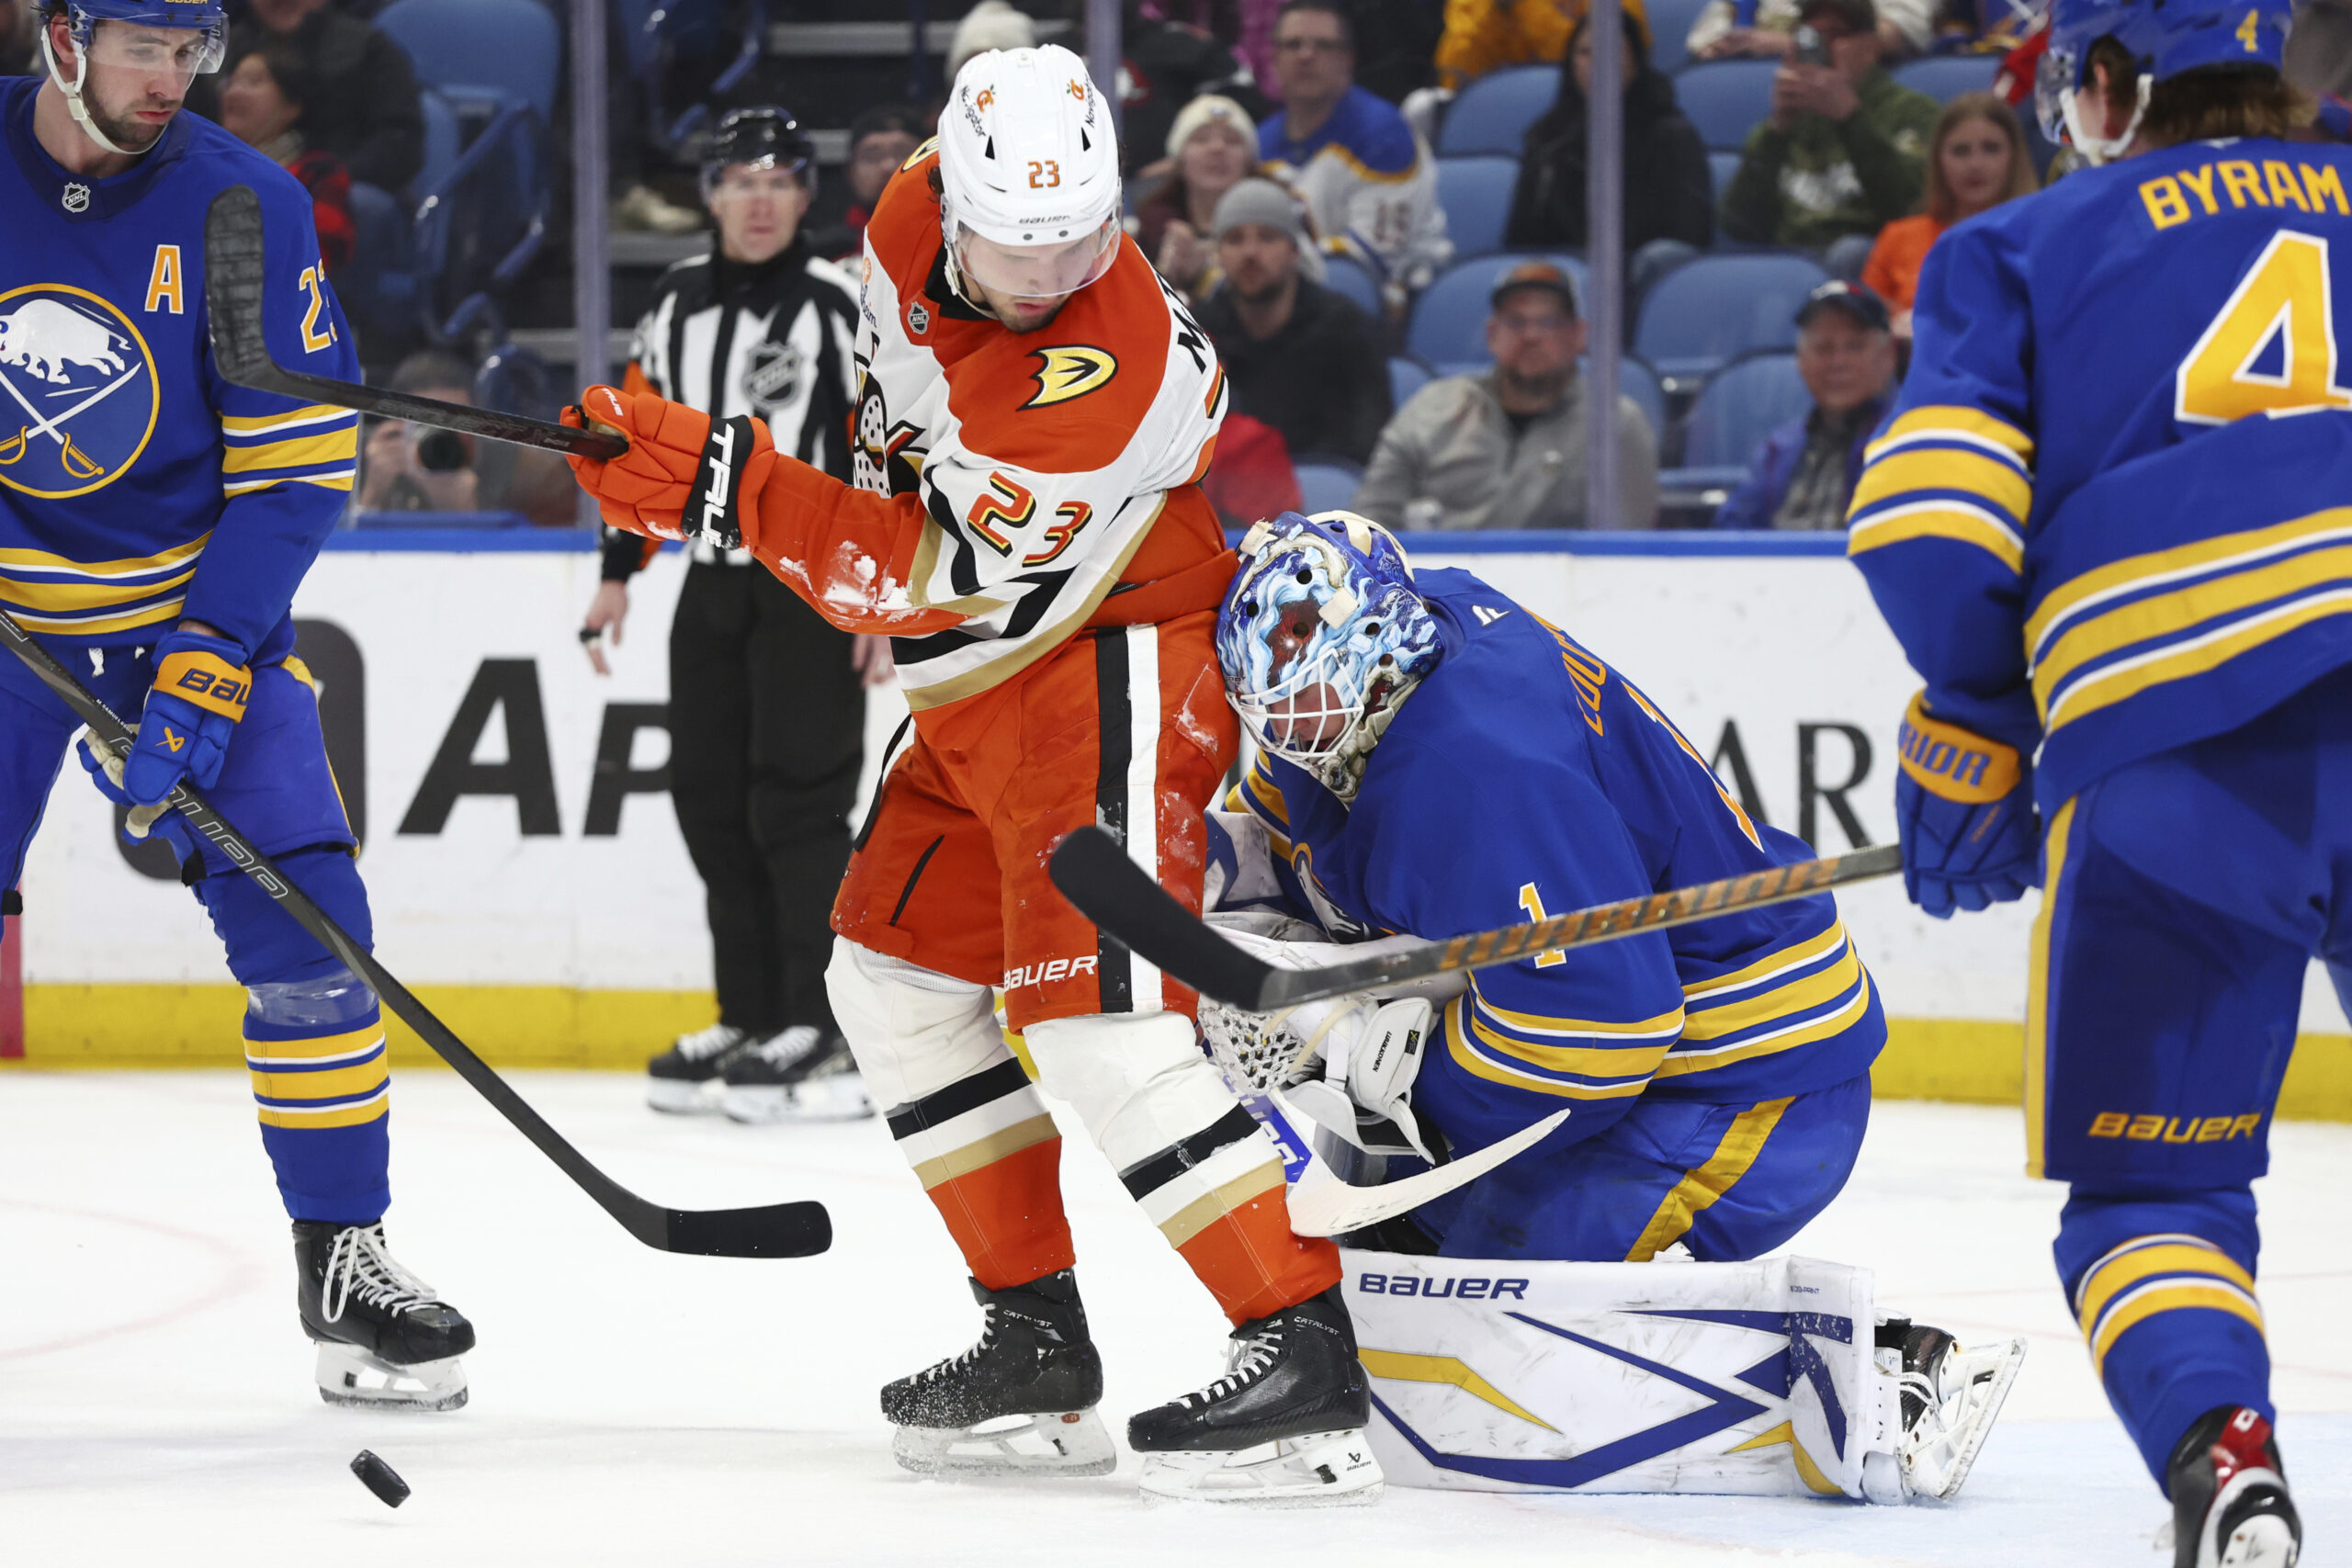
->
<box><xmin>0</xmin><ymin>285</ymin><xmax>158</xmax><ymax>500</ymax></box>
<box><xmin>1023</xmin><ymin>345</ymin><xmax>1117</xmax><ymax>409</ymax></box>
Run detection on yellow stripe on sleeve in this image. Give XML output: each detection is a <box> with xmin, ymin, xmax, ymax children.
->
<box><xmin>0</xmin><ymin>564</ymin><xmax>195</xmax><ymax>613</ymax></box>
<box><xmin>0</xmin><ymin>534</ymin><xmax>208</xmax><ymax>579</ymax></box>
<box><xmin>221</xmin><ymin>428</ymin><xmax>359</xmax><ymax>475</ymax></box>
<box><xmin>1682</xmin><ymin>923</ymin><xmax>1849</xmax><ymax>1001</ymax></box>
<box><xmin>1845</xmin><ymin>502</ymin><xmax>2026</xmax><ymax>572</ymax></box>
<box><xmin>1651</xmin><ymin>971</ymin><xmax>1873</xmax><ymax>1077</ymax></box>
<box><xmin>1863</xmin><ymin>404</ymin><xmax>2034</xmax><ymax>464</ymax></box>
<box><xmin>1849</xmin><ymin>447</ymin><xmax>2034</xmax><ymax>523</ymax></box>
<box><xmin>1679</xmin><ymin>944</ymin><xmax>1862</xmax><ymax>1042</ymax></box>
<box><xmin>1443</xmin><ymin>997</ymin><xmax>1663</xmax><ymax>1100</ymax></box>
<box><xmin>219</xmin><ymin>403</ymin><xmax>360</xmax><ymax>435</ymax></box>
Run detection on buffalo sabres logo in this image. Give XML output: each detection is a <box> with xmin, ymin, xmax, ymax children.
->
<box><xmin>0</xmin><ymin>286</ymin><xmax>158</xmax><ymax>499</ymax></box>
<box><xmin>1022</xmin><ymin>344</ymin><xmax>1117</xmax><ymax>408</ymax></box>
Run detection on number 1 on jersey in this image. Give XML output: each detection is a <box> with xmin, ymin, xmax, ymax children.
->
<box><xmin>2177</xmin><ymin>231</ymin><xmax>2352</xmax><ymax>424</ymax></box>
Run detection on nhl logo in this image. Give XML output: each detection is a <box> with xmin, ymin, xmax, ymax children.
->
<box><xmin>61</xmin><ymin>183</ymin><xmax>89</xmax><ymax>214</ymax></box>
<box><xmin>907</xmin><ymin>300</ymin><xmax>930</xmax><ymax>336</ymax></box>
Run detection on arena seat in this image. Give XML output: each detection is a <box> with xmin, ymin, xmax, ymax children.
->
<box><xmin>1895</xmin><ymin>54</ymin><xmax>2003</xmax><ymax>103</ymax></box>
<box><xmin>1408</xmin><ymin>253</ymin><xmax>1589</xmax><ymax>371</ymax></box>
<box><xmin>1436</xmin><ymin>155</ymin><xmax>1521</xmax><ymax>257</ymax></box>
<box><xmin>1598</xmin><ymin>355</ymin><xmax>1670</xmax><ymax>438</ymax></box>
<box><xmin>1676</xmin><ymin>60</ymin><xmax>1781</xmax><ymax>150</ymax></box>
<box><xmin>1645</xmin><ymin>0</ymin><xmax>1709</xmax><ymax>73</ymax></box>
<box><xmin>1674</xmin><ymin>349</ymin><xmax>1810</xmax><ymax>468</ymax></box>
<box><xmin>1708</xmin><ymin>149</ymin><xmax>1741</xmax><ymax>206</ymax></box>
<box><xmin>1389</xmin><ymin>355</ymin><xmax>1434</xmax><ymax>410</ymax></box>
<box><xmin>1436</xmin><ymin>64</ymin><xmax>1558</xmax><ymax>156</ymax></box>
<box><xmin>374</xmin><ymin>0</ymin><xmax>561</xmax><ymax>121</ymax></box>
<box><xmin>1293</xmin><ymin>457</ymin><xmax>1366</xmax><ymax>515</ymax></box>
<box><xmin>1321</xmin><ymin>251</ymin><xmax>1384</xmax><ymax>314</ymax></box>
<box><xmin>1632</xmin><ymin>251</ymin><xmax>1826</xmax><ymax>389</ymax></box>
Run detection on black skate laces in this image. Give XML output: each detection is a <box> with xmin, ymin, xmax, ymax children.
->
<box><xmin>321</xmin><ymin>1224</ymin><xmax>443</xmax><ymax>1325</ymax></box>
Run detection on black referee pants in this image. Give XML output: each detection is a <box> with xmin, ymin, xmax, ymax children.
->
<box><xmin>668</xmin><ymin>560</ymin><xmax>864</xmax><ymax>1037</ymax></box>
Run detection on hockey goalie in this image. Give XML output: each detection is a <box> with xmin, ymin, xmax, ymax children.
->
<box><xmin>1194</xmin><ymin>510</ymin><xmax>2027</xmax><ymax>1504</ymax></box>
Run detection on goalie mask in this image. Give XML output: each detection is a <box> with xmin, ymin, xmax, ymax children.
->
<box><xmin>1216</xmin><ymin>512</ymin><xmax>1443</xmax><ymax>802</ymax></box>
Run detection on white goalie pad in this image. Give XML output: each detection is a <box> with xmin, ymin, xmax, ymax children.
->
<box><xmin>1342</xmin><ymin>1251</ymin><xmax>1882</xmax><ymax>1499</ymax></box>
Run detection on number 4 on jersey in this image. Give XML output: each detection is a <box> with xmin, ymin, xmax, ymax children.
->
<box><xmin>2177</xmin><ymin>230</ymin><xmax>2352</xmax><ymax>423</ymax></box>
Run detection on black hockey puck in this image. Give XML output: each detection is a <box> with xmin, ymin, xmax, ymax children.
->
<box><xmin>350</xmin><ymin>1450</ymin><xmax>409</xmax><ymax>1508</ymax></box>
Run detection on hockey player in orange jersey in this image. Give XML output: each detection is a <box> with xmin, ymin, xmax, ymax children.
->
<box><xmin>564</xmin><ymin>46</ymin><xmax>1381</xmax><ymax>1503</ymax></box>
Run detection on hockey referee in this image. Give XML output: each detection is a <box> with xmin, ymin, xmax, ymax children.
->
<box><xmin>580</xmin><ymin>107</ymin><xmax>887</xmax><ymax>1123</ymax></box>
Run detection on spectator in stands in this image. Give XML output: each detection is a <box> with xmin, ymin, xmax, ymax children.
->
<box><xmin>1712</xmin><ymin>281</ymin><xmax>1897</xmax><ymax>530</ymax></box>
<box><xmin>1435</xmin><ymin>0</ymin><xmax>1579</xmax><ymax>91</ymax></box>
<box><xmin>1137</xmin><ymin>95</ymin><xmax>1264</xmax><ymax>300</ymax></box>
<box><xmin>1928</xmin><ymin>0</ymin><xmax>2039</xmax><ymax>56</ymax></box>
<box><xmin>1689</xmin><ymin>0</ymin><xmax>1930</xmax><ymax>62</ymax></box>
<box><xmin>1198</xmin><ymin>178</ymin><xmax>1391</xmax><ymax>464</ymax></box>
<box><xmin>1860</xmin><ymin>91</ymin><xmax>2034</xmax><ymax>336</ymax></box>
<box><xmin>1259</xmin><ymin>0</ymin><xmax>1451</xmax><ymax>307</ymax></box>
<box><xmin>1505</xmin><ymin>6</ymin><xmax>1713</xmax><ymax>261</ymax></box>
<box><xmin>217</xmin><ymin>41</ymin><xmax>354</xmax><ymax>276</ymax></box>
<box><xmin>210</xmin><ymin>0</ymin><xmax>424</xmax><ymax>195</ymax></box>
<box><xmin>357</xmin><ymin>352</ymin><xmax>572</xmax><ymax>524</ymax></box>
<box><xmin>1719</xmin><ymin>0</ymin><xmax>1938</xmax><ymax>265</ymax></box>
<box><xmin>1345</xmin><ymin>0</ymin><xmax>1446</xmax><ymax>104</ymax></box>
<box><xmin>1354</xmin><ymin>261</ymin><xmax>1661</xmax><ymax>531</ymax></box>
<box><xmin>0</xmin><ymin>0</ymin><xmax>35</xmax><ymax>76</ymax></box>
<box><xmin>808</xmin><ymin>103</ymin><xmax>926</xmax><ymax>264</ymax></box>
<box><xmin>946</xmin><ymin>1</ymin><xmax>1034</xmax><ymax>85</ymax></box>
<box><xmin>1119</xmin><ymin>0</ymin><xmax>1267</xmax><ymax>178</ymax></box>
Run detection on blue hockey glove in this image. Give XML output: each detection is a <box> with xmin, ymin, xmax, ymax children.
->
<box><xmin>1894</xmin><ymin>692</ymin><xmax>2041</xmax><ymax>919</ymax></box>
<box><xmin>77</xmin><ymin>728</ymin><xmax>200</xmax><ymax>864</ymax></box>
<box><xmin>120</xmin><ymin>627</ymin><xmax>252</xmax><ymax>807</ymax></box>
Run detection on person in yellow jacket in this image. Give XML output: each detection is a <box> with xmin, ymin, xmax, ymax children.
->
<box><xmin>1436</xmin><ymin>0</ymin><xmax>1649</xmax><ymax>91</ymax></box>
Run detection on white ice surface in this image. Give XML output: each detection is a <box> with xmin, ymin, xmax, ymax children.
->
<box><xmin>1</xmin><ymin>1076</ymin><xmax>2346</xmax><ymax>1568</ymax></box>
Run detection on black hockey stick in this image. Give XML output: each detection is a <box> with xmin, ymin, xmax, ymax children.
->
<box><xmin>1049</xmin><ymin>825</ymin><xmax>1903</xmax><ymax>1011</ymax></box>
<box><xmin>204</xmin><ymin>185</ymin><xmax>628</xmax><ymax>461</ymax></box>
<box><xmin>0</xmin><ymin>612</ymin><xmax>828</xmax><ymax>1259</ymax></box>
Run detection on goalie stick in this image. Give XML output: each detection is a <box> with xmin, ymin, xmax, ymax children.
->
<box><xmin>1050</xmin><ymin>825</ymin><xmax>1902</xmax><ymax>1010</ymax></box>
<box><xmin>204</xmin><ymin>185</ymin><xmax>627</xmax><ymax>461</ymax></box>
<box><xmin>0</xmin><ymin>611</ymin><xmax>829</xmax><ymax>1260</ymax></box>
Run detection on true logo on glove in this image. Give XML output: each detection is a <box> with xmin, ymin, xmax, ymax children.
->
<box><xmin>700</xmin><ymin>423</ymin><xmax>734</xmax><ymax>535</ymax></box>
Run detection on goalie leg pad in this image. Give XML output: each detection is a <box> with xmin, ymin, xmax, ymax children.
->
<box><xmin>827</xmin><ymin>941</ymin><xmax>1073</xmax><ymax>1288</ymax></box>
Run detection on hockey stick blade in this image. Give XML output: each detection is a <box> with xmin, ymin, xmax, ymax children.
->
<box><xmin>204</xmin><ymin>186</ymin><xmax>627</xmax><ymax>460</ymax></box>
<box><xmin>1050</xmin><ymin>825</ymin><xmax>1903</xmax><ymax>1010</ymax></box>
<box><xmin>1276</xmin><ymin>1105</ymin><xmax>1569</xmax><ymax>1237</ymax></box>
<box><xmin>0</xmin><ymin>612</ymin><xmax>826</xmax><ymax>1259</ymax></box>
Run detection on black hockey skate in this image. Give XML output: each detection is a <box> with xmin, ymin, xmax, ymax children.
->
<box><xmin>2166</xmin><ymin>1406</ymin><xmax>2300</xmax><ymax>1568</ymax></box>
<box><xmin>646</xmin><ymin>1021</ymin><xmax>757</xmax><ymax>1113</ymax></box>
<box><xmin>882</xmin><ymin>1269</ymin><xmax>1113</xmax><ymax>1476</ymax></box>
<box><xmin>1872</xmin><ymin>1318</ymin><xmax>2025</xmax><ymax>1501</ymax></box>
<box><xmin>295</xmin><ymin>1221</ymin><xmax>474</xmax><ymax>1412</ymax></box>
<box><xmin>720</xmin><ymin>1027</ymin><xmax>875</xmax><ymax>1124</ymax></box>
<box><xmin>1126</xmin><ymin>1284</ymin><xmax>1383</xmax><ymax>1503</ymax></box>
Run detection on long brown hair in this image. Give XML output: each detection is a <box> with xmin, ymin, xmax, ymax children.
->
<box><xmin>2086</xmin><ymin>39</ymin><xmax>2312</xmax><ymax>147</ymax></box>
<box><xmin>1925</xmin><ymin>93</ymin><xmax>2038</xmax><ymax>225</ymax></box>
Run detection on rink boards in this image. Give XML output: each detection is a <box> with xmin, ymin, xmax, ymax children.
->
<box><xmin>8</xmin><ymin>530</ymin><xmax>2348</xmax><ymax>1115</ymax></box>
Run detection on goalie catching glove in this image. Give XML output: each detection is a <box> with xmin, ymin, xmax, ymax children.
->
<box><xmin>1894</xmin><ymin>692</ymin><xmax>2040</xmax><ymax>919</ymax></box>
<box><xmin>561</xmin><ymin>384</ymin><xmax>774</xmax><ymax>549</ymax></box>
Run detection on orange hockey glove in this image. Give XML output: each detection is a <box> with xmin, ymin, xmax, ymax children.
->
<box><xmin>561</xmin><ymin>384</ymin><xmax>775</xmax><ymax>547</ymax></box>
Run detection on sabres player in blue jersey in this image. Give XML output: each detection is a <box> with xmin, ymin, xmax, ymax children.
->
<box><xmin>1847</xmin><ymin>0</ymin><xmax>2337</xmax><ymax>1557</ymax></box>
<box><xmin>0</xmin><ymin>1</ymin><xmax>473</xmax><ymax>1410</ymax></box>
<box><xmin>1198</xmin><ymin>511</ymin><xmax>2026</xmax><ymax>1498</ymax></box>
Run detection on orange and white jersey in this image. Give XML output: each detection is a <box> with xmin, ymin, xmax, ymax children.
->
<box><xmin>849</xmin><ymin>145</ymin><xmax>1232</xmax><ymax>712</ymax></box>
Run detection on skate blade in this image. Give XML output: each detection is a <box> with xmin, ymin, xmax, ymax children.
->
<box><xmin>315</xmin><ymin>1344</ymin><xmax>469</xmax><ymax>1413</ymax></box>
<box><xmin>723</xmin><ymin>1081</ymin><xmax>876</xmax><ymax>1124</ymax></box>
<box><xmin>892</xmin><ymin>1410</ymin><xmax>1117</xmax><ymax>1478</ymax></box>
<box><xmin>1136</xmin><ymin>1428</ymin><xmax>1384</xmax><ymax>1506</ymax></box>
<box><xmin>647</xmin><ymin>1077</ymin><xmax>725</xmax><ymax>1115</ymax></box>
<box><xmin>1907</xmin><ymin>1337</ymin><xmax>2027</xmax><ymax>1501</ymax></box>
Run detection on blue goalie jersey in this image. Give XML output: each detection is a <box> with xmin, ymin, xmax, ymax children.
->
<box><xmin>1228</xmin><ymin>570</ymin><xmax>1886</xmax><ymax>1156</ymax></box>
<box><xmin>0</xmin><ymin>75</ymin><xmax>359</xmax><ymax>663</ymax></box>
<box><xmin>1848</xmin><ymin>137</ymin><xmax>2352</xmax><ymax>811</ymax></box>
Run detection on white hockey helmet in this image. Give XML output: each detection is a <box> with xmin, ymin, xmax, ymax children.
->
<box><xmin>936</xmin><ymin>44</ymin><xmax>1124</xmax><ymax>301</ymax></box>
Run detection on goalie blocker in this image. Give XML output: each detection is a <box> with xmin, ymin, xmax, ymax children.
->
<box><xmin>1343</xmin><ymin>1249</ymin><xmax>2023</xmax><ymax>1504</ymax></box>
